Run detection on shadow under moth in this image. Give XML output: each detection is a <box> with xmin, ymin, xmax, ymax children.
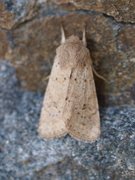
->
<box><xmin>38</xmin><ymin>27</ymin><xmax>101</xmax><ymax>142</ymax></box>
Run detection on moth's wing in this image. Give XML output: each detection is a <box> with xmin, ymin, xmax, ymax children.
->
<box><xmin>38</xmin><ymin>54</ymin><xmax>71</xmax><ymax>139</ymax></box>
<box><xmin>66</xmin><ymin>58</ymin><xmax>100</xmax><ymax>142</ymax></box>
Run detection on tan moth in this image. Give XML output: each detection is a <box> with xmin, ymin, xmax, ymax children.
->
<box><xmin>38</xmin><ymin>27</ymin><xmax>101</xmax><ymax>142</ymax></box>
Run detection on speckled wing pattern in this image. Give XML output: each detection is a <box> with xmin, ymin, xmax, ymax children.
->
<box><xmin>66</xmin><ymin>57</ymin><xmax>100</xmax><ymax>141</ymax></box>
<box><xmin>38</xmin><ymin>35</ymin><xmax>100</xmax><ymax>141</ymax></box>
<box><xmin>38</xmin><ymin>53</ymin><xmax>70</xmax><ymax>138</ymax></box>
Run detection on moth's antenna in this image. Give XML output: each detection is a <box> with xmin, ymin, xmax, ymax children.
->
<box><xmin>82</xmin><ymin>24</ymin><xmax>87</xmax><ymax>46</ymax></box>
<box><xmin>61</xmin><ymin>24</ymin><xmax>66</xmax><ymax>44</ymax></box>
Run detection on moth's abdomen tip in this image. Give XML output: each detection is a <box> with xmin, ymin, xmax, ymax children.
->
<box><xmin>69</xmin><ymin>131</ymin><xmax>100</xmax><ymax>142</ymax></box>
<box><xmin>68</xmin><ymin>124</ymin><xmax>101</xmax><ymax>142</ymax></box>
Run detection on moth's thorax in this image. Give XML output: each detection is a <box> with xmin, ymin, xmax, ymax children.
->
<box><xmin>56</xmin><ymin>35</ymin><xmax>90</xmax><ymax>68</ymax></box>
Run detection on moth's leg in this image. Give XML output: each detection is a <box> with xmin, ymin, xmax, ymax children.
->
<box><xmin>61</xmin><ymin>25</ymin><xmax>66</xmax><ymax>44</ymax></box>
<box><xmin>82</xmin><ymin>26</ymin><xmax>107</xmax><ymax>82</ymax></box>
<box><xmin>82</xmin><ymin>26</ymin><xmax>87</xmax><ymax>47</ymax></box>
<box><xmin>44</xmin><ymin>75</ymin><xmax>50</xmax><ymax>80</ymax></box>
<box><xmin>92</xmin><ymin>65</ymin><xmax>108</xmax><ymax>83</ymax></box>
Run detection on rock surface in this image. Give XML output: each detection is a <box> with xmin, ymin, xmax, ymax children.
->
<box><xmin>53</xmin><ymin>0</ymin><xmax>135</xmax><ymax>23</ymax></box>
<box><xmin>0</xmin><ymin>60</ymin><xmax>135</xmax><ymax>179</ymax></box>
<box><xmin>0</xmin><ymin>30</ymin><xmax>8</xmax><ymax>58</ymax></box>
<box><xmin>0</xmin><ymin>0</ymin><xmax>39</xmax><ymax>30</ymax></box>
<box><xmin>0</xmin><ymin>1</ymin><xmax>135</xmax><ymax>106</ymax></box>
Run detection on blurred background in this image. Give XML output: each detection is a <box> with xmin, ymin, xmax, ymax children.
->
<box><xmin>0</xmin><ymin>0</ymin><xmax>135</xmax><ymax>179</ymax></box>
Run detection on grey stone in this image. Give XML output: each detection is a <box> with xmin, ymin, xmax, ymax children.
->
<box><xmin>0</xmin><ymin>60</ymin><xmax>135</xmax><ymax>179</ymax></box>
<box><xmin>0</xmin><ymin>0</ymin><xmax>39</xmax><ymax>29</ymax></box>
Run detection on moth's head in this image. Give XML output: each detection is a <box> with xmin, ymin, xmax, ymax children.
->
<box><xmin>64</xmin><ymin>35</ymin><xmax>82</xmax><ymax>44</ymax></box>
<box><xmin>61</xmin><ymin>26</ymin><xmax>87</xmax><ymax>47</ymax></box>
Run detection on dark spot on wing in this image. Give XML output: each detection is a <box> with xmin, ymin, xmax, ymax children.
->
<box><xmin>82</xmin><ymin>104</ymin><xmax>86</xmax><ymax>110</ymax></box>
<box><xmin>82</xmin><ymin>122</ymin><xmax>85</xmax><ymax>126</ymax></box>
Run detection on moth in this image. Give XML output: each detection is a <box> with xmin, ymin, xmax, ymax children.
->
<box><xmin>38</xmin><ymin>27</ymin><xmax>101</xmax><ymax>142</ymax></box>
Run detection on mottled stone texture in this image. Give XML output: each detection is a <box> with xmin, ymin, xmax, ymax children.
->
<box><xmin>0</xmin><ymin>30</ymin><xmax>8</xmax><ymax>58</ymax></box>
<box><xmin>0</xmin><ymin>0</ymin><xmax>135</xmax><ymax>106</ymax></box>
<box><xmin>0</xmin><ymin>0</ymin><xmax>39</xmax><ymax>29</ymax></box>
<box><xmin>0</xmin><ymin>61</ymin><xmax>135</xmax><ymax>179</ymax></box>
<box><xmin>54</xmin><ymin>0</ymin><xmax>135</xmax><ymax>23</ymax></box>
